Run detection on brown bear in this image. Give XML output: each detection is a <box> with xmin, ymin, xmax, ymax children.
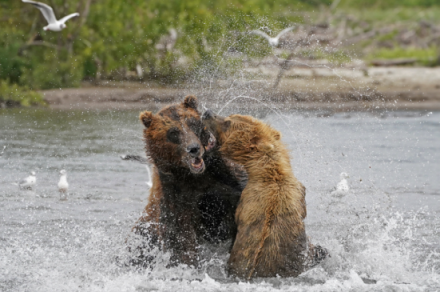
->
<box><xmin>202</xmin><ymin>110</ymin><xmax>328</xmax><ymax>279</ymax></box>
<box><xmin>130</xmin><ymin>96</ymin><xmax>247</xmax><ymax>268</ymax></box>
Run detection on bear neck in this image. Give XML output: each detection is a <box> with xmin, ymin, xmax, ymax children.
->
<box><xmin>157</xmin><ymin>167</ymin><xmax>208</xmax><ymax>205</ymax></box>
<box><xmin>240</xmin><ymin>149</ymin><xmax>294</xmax><ymax>184</ymax></box>
<box><xmin>204</xmin><ymin>149</ymin><xmax>247</xmax><ymax>193</ymax></box>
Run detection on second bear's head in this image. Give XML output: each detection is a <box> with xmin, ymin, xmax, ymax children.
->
<box><xmin>202</xmin><ymin>110</ymin><xmax>281</xmax><ymax>164</ymax></box>
<box><xmin>139</xmin><ymin>95</ymin><xmax>212</xmax><ymax>174</ymax></box>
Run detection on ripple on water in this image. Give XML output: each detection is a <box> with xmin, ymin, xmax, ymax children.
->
<box><xmin>1</xmin><ymin>109</ymin><xmax>439</xmax><ymax>291</ymax></box>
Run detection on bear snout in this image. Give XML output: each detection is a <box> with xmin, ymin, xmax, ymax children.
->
<box><xmin>202</xmin><ymin>109</ymin><xmax>214</xmax><ymax>120</ymax></box>
<box><xmin>186</xmin><ymin>143</ymin><xmax>201</xmax><ymax>157</ymax></box>
<box><xmin>185</xmin><ymin>143</ymin><xmax>206</xmax><ymax>174</ymax></box>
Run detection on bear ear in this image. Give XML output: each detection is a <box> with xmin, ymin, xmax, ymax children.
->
<box><xmin>249</xmin><ymin>136</ymin><xmax>274</xmax><ymax>152</ymax></box>
<box><xmin>249</xmin><ymin>136</ymin><xmax>259</xmax><ymax>145</ymax></box>
<box><xmin>249</xmin><ymin>136</ymin><xmax>259</xmax><ymax>150</ymax></box>
<box><xmin>258</xmin><ymin>142</ymin><xmax>275</xmax><ymax>152</ymax></box>
<box><xmin>183</xmin><ymin>95</ymin><xmax>198</xmax><ymax>110</ymax></box>
<box><xmin>139</xmin><ymin>111</ymin><xmax>154</xmax><ymax>128</ymax></box>
<box><xmin>222</xmin><ymin>120</ymin><xmax>231</xmax><ymax>132</ymax></box>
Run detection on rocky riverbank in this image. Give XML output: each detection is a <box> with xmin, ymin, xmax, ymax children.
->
<box><xmin>41</xmin><ymin>66</ymin><xmax>440</xmax><ymax>112</ymax></box>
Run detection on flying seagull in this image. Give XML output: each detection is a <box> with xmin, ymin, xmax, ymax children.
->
<box><xmin>58</xmin><ymin>169</ymin><xmax>69</xmax><ymax>200</ymax></box>
<box><xmin>155</xmin><ymin>28</ymin><xmax>178</xmax><ymax>52</ymax></box>
<box><xmin>22</xmin><ymin>0</ymin><xmax>79</xmax><ymax>32</ymax></box>
<box><xmin>250</xmin><ymin>26</ymin><xmax>295</xmax><ymax>47</ymax></box>
<box><xmin>18</xmin><ymin>171</ymin><xmax>37</xmax><ymax>190</ymax></box>
<box><xmin>0</xmin><ymin>146</ymin><xmax>6</xmax><ymax>157</ymax></box>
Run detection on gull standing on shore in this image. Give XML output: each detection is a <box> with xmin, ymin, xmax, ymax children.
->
<box><xmin>22</xmin><ymin>0</ymin><xmax>79</xmax><ymax>32</ymax></box>
<box><xmin>17</xmin><ymin>171</ymin><xmax>37</xmax><ymax>190</ymax></box>
<box><xmin>58</xmin><ymin>169</ymin><xmax>69</xmax><ymax>200</ymax></box>
<box><xmin>331</xmin><ymin>172</ymin><xmax>349</xmax><ymax>197</ymax></box>
<box><xmin>250</xmin><ymin>27</ymin><xmax>295</xmax><ymax>47</ymax></box>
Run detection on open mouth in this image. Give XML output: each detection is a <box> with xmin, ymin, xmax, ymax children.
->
<box><xmin>205</xmin><ymin>133</ymin><xmax>217</xmax><ymax>152</ymax></box>
<box><xmin>190</xmin><ymin>157</ymin><xmax>205</xmax><ymax>173</ymax></box>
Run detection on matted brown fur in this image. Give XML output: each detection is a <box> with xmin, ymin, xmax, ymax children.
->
<box><xmin>203</xmin><ymin>113</ymin><xmax>326</xmax><ymax>279</ymax></box>
<box><xmin>139</xmin><ymin>95</ymin><xmax>207</xmax><ymax>173</ymax></box>
<box><xmin>133</xmin><ymin>165</ymin><xmax>162</xmax><ymax>238</ymax></box>
<box><xmin>130</xmin><ymin>96</ymin><xmax>246</xmax><ymax>268</ymax></box>
<box><xmin>133</xmin><ymin>96</ymin><xmax>208</xmax><ymax>266</ymax></box>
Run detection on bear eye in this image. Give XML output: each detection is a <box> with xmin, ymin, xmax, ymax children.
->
<box><xmin>187</xmin><ymin>118</ymin><xmax>204</xmax><ymax>136</ymax></box>
<box><xmin>200</xmin><ymin>127</ymin><xmax>210</xmax><ymax>146</ymax></box>
<box><xmin>166</xmin><ymin>127</ymin><xmax>180</xmax><ymax>144</ymax></box>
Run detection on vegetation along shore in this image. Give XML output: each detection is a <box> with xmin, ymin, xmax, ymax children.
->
<box><xmin>1</xmin><ymin>0</ymin><xmax>440</xmax><ymax>110</ymax></box>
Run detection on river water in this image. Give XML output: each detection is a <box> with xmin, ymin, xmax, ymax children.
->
<box><xmin>0</xmin><ymin>108</ymin><xmax>439</xmax><ymax>291</ymax></box>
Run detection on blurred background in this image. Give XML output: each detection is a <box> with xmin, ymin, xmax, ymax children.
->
<box><xmin>1</xmin><ymin>0</ymin><xmax>440</xmax><ymax>109</ymax></box>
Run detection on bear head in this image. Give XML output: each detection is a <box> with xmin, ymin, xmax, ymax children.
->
<box><xmin>140</xmin><ymin>95</ymin><xmax>214</xmax><ymax>174</ymax></box>
<box><xmin>202</xmin><ymin>110</ymin><xmax>282</xmax><ymax>165</ymax></box>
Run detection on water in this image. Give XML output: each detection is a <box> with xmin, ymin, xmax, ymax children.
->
<box><xmin>1</xmin><ymin>108</ymin><xmax>439</xmax><ymax>291</ymax></box>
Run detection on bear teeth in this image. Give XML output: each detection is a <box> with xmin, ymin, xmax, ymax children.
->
<box><xmin>190</xmin><ymin>157</ymin><xmax>204</xmax><ymax>171</ymax></box>
<box><xmin>205</xmin><ymin>133</ymin><xmax>217</xmax><ymax>151</ymax></box>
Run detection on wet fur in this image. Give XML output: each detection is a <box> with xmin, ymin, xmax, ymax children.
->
<box><xmin>204</xmin><ymin>114</ymin><xmax>326</xmax><ymax>278</ymax></box>
<box><xmin>131</xmin><ymin>96</ymin><xmax>246</xmax><ymax>267</ymax></box>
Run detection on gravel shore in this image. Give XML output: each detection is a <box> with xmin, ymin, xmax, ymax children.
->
<box><xmin>42</xmin><ymin>66</ymin><xmax>440</xmax><ymax>112</ymax></box>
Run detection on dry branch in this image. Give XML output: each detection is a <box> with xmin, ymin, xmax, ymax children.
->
<box><xmin>18</xmin><ymin>41</ymin><xmax>63</xmax><ymax>55</ymax></box>
<box><xmin>371</xmin><ymin>58</ymin><xmax>417</xmax><ymax>67</ymax></box>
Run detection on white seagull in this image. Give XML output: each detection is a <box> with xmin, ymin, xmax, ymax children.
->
<box><xmin>155</xmin><ymin>28</ymin><xmax>178</xmax><ymax>51</ymax></box>
<box><xmin>58</xmin><ymin>169</ymin><xmax>69</xmax><ymax>200</ymax></box>
<box><xmin>18</xmin><ymin>171</ymin><xmax>37</xmax><ymax>190</ymax></box>
<box><xmin>250</xmin><ymin>27</ymin><xmax>295</xmax><ymax>47</ymax></box>
<box><xmin>0</xmin><ymin>146</ymin><xmax>6</xmax><ymax>157</ymax></box>
<box><xmin>331</xmin><ymin>172</ymin><xmax>349</xmax><ymax>197</ymax></box>
<box><xmin>22</xmin><ymin>0</ymin><xmax>79</xmax><ymax>32</ymax></box>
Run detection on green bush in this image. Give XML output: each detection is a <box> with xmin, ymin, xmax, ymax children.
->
<box><xmin>1</xmin><ymin>0</ymin><xmax>440</xmax><ymax>91</ymax></box>
<box><xmin>0</xmin><ymin>80</ymin><xmax>45</xmax><ymax>107</ymax></box>
<box><xmin>20</xmin><ymin>52</ymin><xmax>83</xmax><ymax>90</ymax></box>
<box><xmin>367</xmin><ymin>46</ymin><xmax>438</xmax><ymax>66</ymax></box>
<box><xmin>0</xmin><ymin>43</ymin><xmax>26</xmax><ymax>84</ymax></box>
<box><xmin>341</xmin><ymin>0</ymin><xmax>439</xmax><ymax>9</ymax></box>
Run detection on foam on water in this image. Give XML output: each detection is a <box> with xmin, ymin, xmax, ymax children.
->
<box><xmin>1</xmin><ymin>109</ymin><xmax>439</xmax><ymax>291</ymax></box>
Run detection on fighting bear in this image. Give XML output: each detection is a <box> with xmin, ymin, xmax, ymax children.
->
<box><xmin>130</xmin><ymin>96</ymin><xmax>246</xmax><ymax>267</ymax></box>
<box><xmin>202</xmin><ymin>110</ymin><xmax>328</xmax><ymax>279</ymax></box>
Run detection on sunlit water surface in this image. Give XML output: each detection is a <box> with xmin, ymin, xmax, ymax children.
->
<box><xmin>1</xmin><ymin>108</ymin><xmax>439</xmax><ymax>291</ymax></box>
